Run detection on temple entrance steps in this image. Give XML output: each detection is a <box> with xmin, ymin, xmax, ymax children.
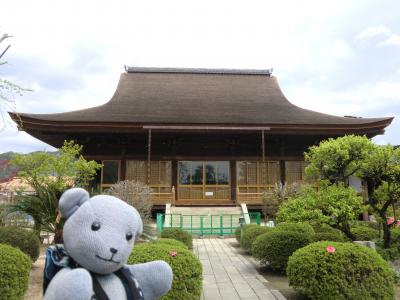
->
<box><xmin>158</xmin><ymin>205</ymin><xmax>261</xmax><ymax>237</ymax></box>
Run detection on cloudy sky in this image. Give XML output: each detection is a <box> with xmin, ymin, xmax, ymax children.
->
<box><xmin>0</xmin><ymin>0</ymin><xmax>399</xmax><ymax>153</ymax></box>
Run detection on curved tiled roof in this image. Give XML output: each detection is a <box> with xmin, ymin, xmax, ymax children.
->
<box><xmin>11</xmin><ymin>68</ymin><xmax>393</xmax><ymax>133</ymax></box>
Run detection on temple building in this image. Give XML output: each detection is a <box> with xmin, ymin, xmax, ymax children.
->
<box><xmin>10</xmin><ymin>67</ymin><xmax>393</xmax><ymax>208</ymax></box>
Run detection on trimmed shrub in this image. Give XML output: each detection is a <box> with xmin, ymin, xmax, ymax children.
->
<box><xmin>240</xmin><ymin>226</ymin><xmax>270</xmax><ymax>251</ymax></box>
<box><xmin>153</xmin><ymin>238</ymin><xmax>188</xmax><ymax>250</ymax></box>
<box><xmin>313</xmin><ymin>224</ymin><xmax>347</xmax><ymax>242</ymax></box>
<box><xmin>351</xmin><ymin>226</ymin><xmax>379</xmax><ymax>241</ymax></box>
<box><xmin>355</xmin><ymin>220</ymin><xmax>380</xmax><ymax>230</ymax></box>
<box><xmin>287</xmin><ymin>241</ymin><xmax>395</xmax><ymax>299</ymax></box>
<box><xmin>390</xmin><ymin>227</ymin><xmax>400</xmax><ymax>244</ymax></box>
<box><xmin>275</xmin><ymin>222</ymin><xmax>315</xmax><ymax>236</ymax></box>
<box><xmin>313</xmin><ymin>231</ymin><xmax>347</xmax><ymax>242</ymax></box>
<box><xmin>252</xmin><ymin>230</ymin><xmax>312</xmax><ymax>272</ymax></box>
<box><xmin>0</xmin><ymin>243</ymin><xmax>32</xmax><ymax>300</ymax></box>
<box><xmin>161</xmin><ymin>228</ymin><xmax>193</xmax><ymax>249</ymax></box>
<box><xmin>0</xmin><ymin>226</ymin><xmax>40</xmax><ymax>261</ymax></box>
<box><xmin>129</xmin><ymin>243</ymin><xmax>202</xmax><ymax>300</ymax></box>
<box><xmin>377</xmin><ymin>246</ymin><xmax>400</xmax><ymax>261</ymax></box>
<box><xmin>235</xmin><ymin>224</ymin><xmax>258</xmax><ymax>242</ymax></box>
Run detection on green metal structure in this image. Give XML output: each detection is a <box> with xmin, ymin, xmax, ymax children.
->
<box><xmin>156</xmin><ymin>212</ymin><xmax>261</xmax><ymax>236</ymax></box>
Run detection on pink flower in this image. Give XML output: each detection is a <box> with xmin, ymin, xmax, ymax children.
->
<box><xmin>397</xmin><ymin>220</ymin><xmax>400</xmax><ymax>226</ymax></box>
<box><xmin>326</xmin><ymin>246</ymin><xmax>336</xmax><ymax>253</ymax></box>
<box><xmin>169</xmin><ymin>251</ymin><xmax>178</xmax><ymax>257</ymax></box>
<box><xmin>387</xmin><ymin>217</ymin><xmax>395</xmax><ymax>225</ymax></box>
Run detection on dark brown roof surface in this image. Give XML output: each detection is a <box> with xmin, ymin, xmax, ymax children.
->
<box><xmin>13</xmin><ymin>68</ymin><xmax>393</xmax><ymax>129</ymax></box>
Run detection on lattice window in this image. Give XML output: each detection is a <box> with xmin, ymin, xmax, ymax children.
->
<box><xmin>126</xmin><ymin>160</ymin><xmax>171</xmax><ymax>186</ymax></box>
<box><xmin>285</xmin><ymin>161</ymin><xmax>308</xmax><ymax>184</ymax></box>
<box><xmin>237</xmin><ymin>161</ymin><xmax>280</xmax><ymax>187</ymax></box>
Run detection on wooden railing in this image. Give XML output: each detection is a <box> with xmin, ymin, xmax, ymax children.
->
<box><xmin>150</xmin><ymin>186</ymin><xmax>176</xmax><ymax>206</ymax></box>
<box><xmin>236</xmin><ymin>187</ymin><xmax>273</xmax><ymax>205</ymax></box>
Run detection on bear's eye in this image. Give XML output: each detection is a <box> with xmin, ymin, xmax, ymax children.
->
<box><xmin>91</xmin><ymin>222</ymin><xmax>101</xmax><ymax>231</ymax></box>
<box><xmin>126</xmin><ymin>232</ymin><xmax>133</xmax><ymax>241</ymax></box>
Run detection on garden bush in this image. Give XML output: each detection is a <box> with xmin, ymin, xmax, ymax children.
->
<box><xmin>313</xmin><ymin>224</ymin><xmax>347</xmax><ymax>242</ymax></box>
<box><xmin>0</xmin><ymin>226</ymin><xmax>40</xmax><ymax>261</ymax></box>
<box><xmin>390</xmin><ymin>227</ymin><xmax>400</xmax><ymax>244</ymax></box>
<box><xmin>275</xmin><ymin>222</ymin><xmax>315</xmax><ymax>236</ymax></box>
<box><xmin>161</xmin><ymin>228</ymin><xmax>193</xmax><ymax>249</ymax></box>
<box><xmin>240</xmin><ymin>226</ymin><xmax>270</xmax><ymax>251</ymax></box>
<box><xmin>313</xmin><ymin>230</ymin><xmax>347</xmax><ymax>242</ymax></box>
<box><xmin>350</xmin><ymin>225</ymin><xmax>379</xmax><ymax>241</ymax></box>
<box><xmin>129</xmin><ymin>243</ymin><xmax>202</xmax><ymax>300</ymax></box>
<box><xmin>0</xmin><ymin>243</ymin><xmax>31</xmax><ymax>300</ymax></box>
<box><xmin>376</xmin><ymin>245</ymin><xmax>400</xmax><ymax>261</ymax></box>
<box><xmin>355</xmin><ymin>220</ymin><xmax>380</xmax><ymax>230</ymax></box>
<box><xmin>152</xmin><ymin>238</ymin><xmax>188</xmax><ymax>250</ymax></box>
<box><xmin>235</xmin><ymin>224</ymin><xmax>258</xmax><ymax>242</ymax></box>
<box><xmin>287</xmin><ymin>241</ymin><xmax>395</xmax><ymax>299</ymax></box>
<box><xmin>252</xmin><ymin>230</ymin><xmax>312</xmax><ymax>272</ymax></box>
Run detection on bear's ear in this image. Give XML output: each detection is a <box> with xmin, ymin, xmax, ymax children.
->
<box><xmin>59</xmin><ymin>188</ymin><xmax>90</xmax><ymax>219</ymax></box>
<box><xmin>132</xmin><ymin>207</ymin><xmax>143</xmax><ymax>239</ymax></box>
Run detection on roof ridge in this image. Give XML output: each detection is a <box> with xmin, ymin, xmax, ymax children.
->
<box><xmin>124</xmin><ymin>66</ymin><xmax>273</xmax><ymax>76</ymax></box>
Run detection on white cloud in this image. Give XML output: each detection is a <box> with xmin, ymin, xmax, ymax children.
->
<box><xmin>379</xmin><ymin>34</ymin><xmax>400</xmax><ymax>46</ymax></box>
<box><xmin>355</xmin><ymin>24</ymin><xmax>400</xmax><ymax>47</ymax></box>
<box><xmin>355</xmin><ymin>25</ymin><xmax>391</xmax><ymax>40</ymax></box>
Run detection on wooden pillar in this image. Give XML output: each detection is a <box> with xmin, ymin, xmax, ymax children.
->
<box><xmin>120</xmin><ymin>159</ymin><xmax>126</xmax><ymax>181</ymax></box>
<box><xmin>147</xmin><ymin>129</ymin><xmax>152</xmax><ymax>184</ymax></box>
<box><xmin>280</xmin><ymin>160</ymin><xmax>286</xmax><ymax>185</ymax></box>
<box><xmin>230</xmin><ymin>160</ymin><xmax>237</xmax><ymax>204</ymax></box>
<box><xmin>172</xmin><ymin>160</ymin><xmax>178</xmax><ymax>203</ymax></box>
<box><xmin>261</xmin><ymin>130</ymin><xmax>266</xmax><ymax>185</ymax></box>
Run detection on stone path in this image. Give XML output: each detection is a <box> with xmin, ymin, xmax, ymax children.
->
<box><xmin>193</xmin><ymin>238</ymin><xmax>286</xmax><ymax>300</ymax></box>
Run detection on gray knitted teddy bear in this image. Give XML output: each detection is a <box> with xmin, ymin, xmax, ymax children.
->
<box><xmin>44</xmin><ymin>188</ymin><xmax>173</xmax><ymax>300</ymax></box>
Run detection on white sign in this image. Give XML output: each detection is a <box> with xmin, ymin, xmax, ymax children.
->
<box><xmin>205</xmin><ymin>191</ymin><xmax>214</xmax><ymax>196</ymax></box>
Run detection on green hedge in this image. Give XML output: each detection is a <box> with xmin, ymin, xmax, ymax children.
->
<box><xmin>351</xmin><ymin>226</ymin><xmax>379</xmax><ymax>241</ymax></box>
<box><xmin>0</xmin><ymin>227</ymin><xmax>40</xmax><ymax>261</ymax></box>
<box><xmin>287</xmin><ymin>241</ymin><xmax>395</xmax><ymax>299</ymax></box>
<box><xmin>235</xmin><ymin>224</ymin><xmax>258</xmax><ymax>242</ymax></box>
<box><xmin>240</xmin><ymin>226</ymin><xmax>270</xmax><ymax>251</ymax></box>
<box><xmin>0</xmin><ymin>243</ymin><xmax>32</xmax><ymax>300</ymax></box>
<box><xmin>275</xmin><ymin>222</ymin><xmax>315</xmax><ymax>236</ymax></box>
<box><xmin>129</xmin><ymin>243</ymin><xmax>202</xmax><ymax>300</ymax></box>
<box><xmin>161</xmin><ymin>228</ymin><xmax>193</xmax><ymax>249</ymax></box>
<box><xmin>152</xmin><ymin>238</ymin><xmax>188</xmax><ymax>250</ymax></box>
<box><xmin>252</xmin><ymin>230</ymin><xmax>312</xmax><ymax>272</ymax></box>
<box><xmin>390</xmin><ymin>227</ymin><xmax>400</xmax><ymax>244</ymax></box>
<box><xmin>355</xmin><ymin>220</ymin><xmax>380</xmax><ymax>230</ymax></box>
<box><xmin>313</xmin><ymin>225</ymin><xmax>347</xmax><ymax>242</ymax></box>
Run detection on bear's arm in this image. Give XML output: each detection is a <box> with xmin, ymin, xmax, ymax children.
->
<box><xmin>44</xmin><ymin>267</ymin><xmax>93</xmax><ymax>300</ymax></box>
<box><xmin>127</xmin><ymin>260</ymin><xmax>173</xmax><ymax>299</ymax></box>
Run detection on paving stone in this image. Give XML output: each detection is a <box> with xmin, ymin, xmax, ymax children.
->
<box><xmin>203</xmin><ymin>274</ymin><xmax>217</xmax><ymax>285</ymax></box>
<box><xmin>217</xmin><ymin>282</ymin><xmax>241</xmax><ymax>300</ymax></box>
<box><xmin>233</xmin><ymin>282</ymin><xmax>258</xmax><ymax>298</ymax></box>
<box><xmin>194</xmin><ymin>238</ymin><xmax>285</xmax><ymax>300</ymax></box>
<box><xmin>203</xmin><ymin>283</ymin><xmax>222</xmax><ymax>299</ymax></box>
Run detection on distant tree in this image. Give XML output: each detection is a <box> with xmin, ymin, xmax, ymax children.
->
<box><xmin>8</xmin><ymin>141</ymin><xmax>101</xmax><ymax>242</ymax></box>
<box><xmin>277</xmin><ymin>183</ymin><xmax>363</xmax><ymax>239</ymax></box>
<box><xmin>261</xmin><ymin>182</ymin><xmax>301</xmax><ymax>222</ymax></box>
<box><xmin>305</xmin><ymin>135</ymin><xmax>373</xmax><ymax>185</ymax></box>
<box><xmin>0</xmin><ymin>32</ymin><xmax>28</xmax><ymax>129</ymax></box>
<box><xmin>360</xmin><ymin>145</ymin><xmax>400</xmax><ymax>247</ymax></box>
<box><xmin>305</xmin><ymin>135</ymin><xmax>400</xmax><ymax>247</ymax></box>
<box><xmin>106</xmin><ymin>180</ymin><xmax>152</xmax><ymax>225</ymax></box>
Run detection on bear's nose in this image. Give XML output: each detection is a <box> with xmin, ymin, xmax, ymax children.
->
<box><xmin>110</xmin><ymin>248</ymin><xmax>118</xmax><ymax>254</ymax></box>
